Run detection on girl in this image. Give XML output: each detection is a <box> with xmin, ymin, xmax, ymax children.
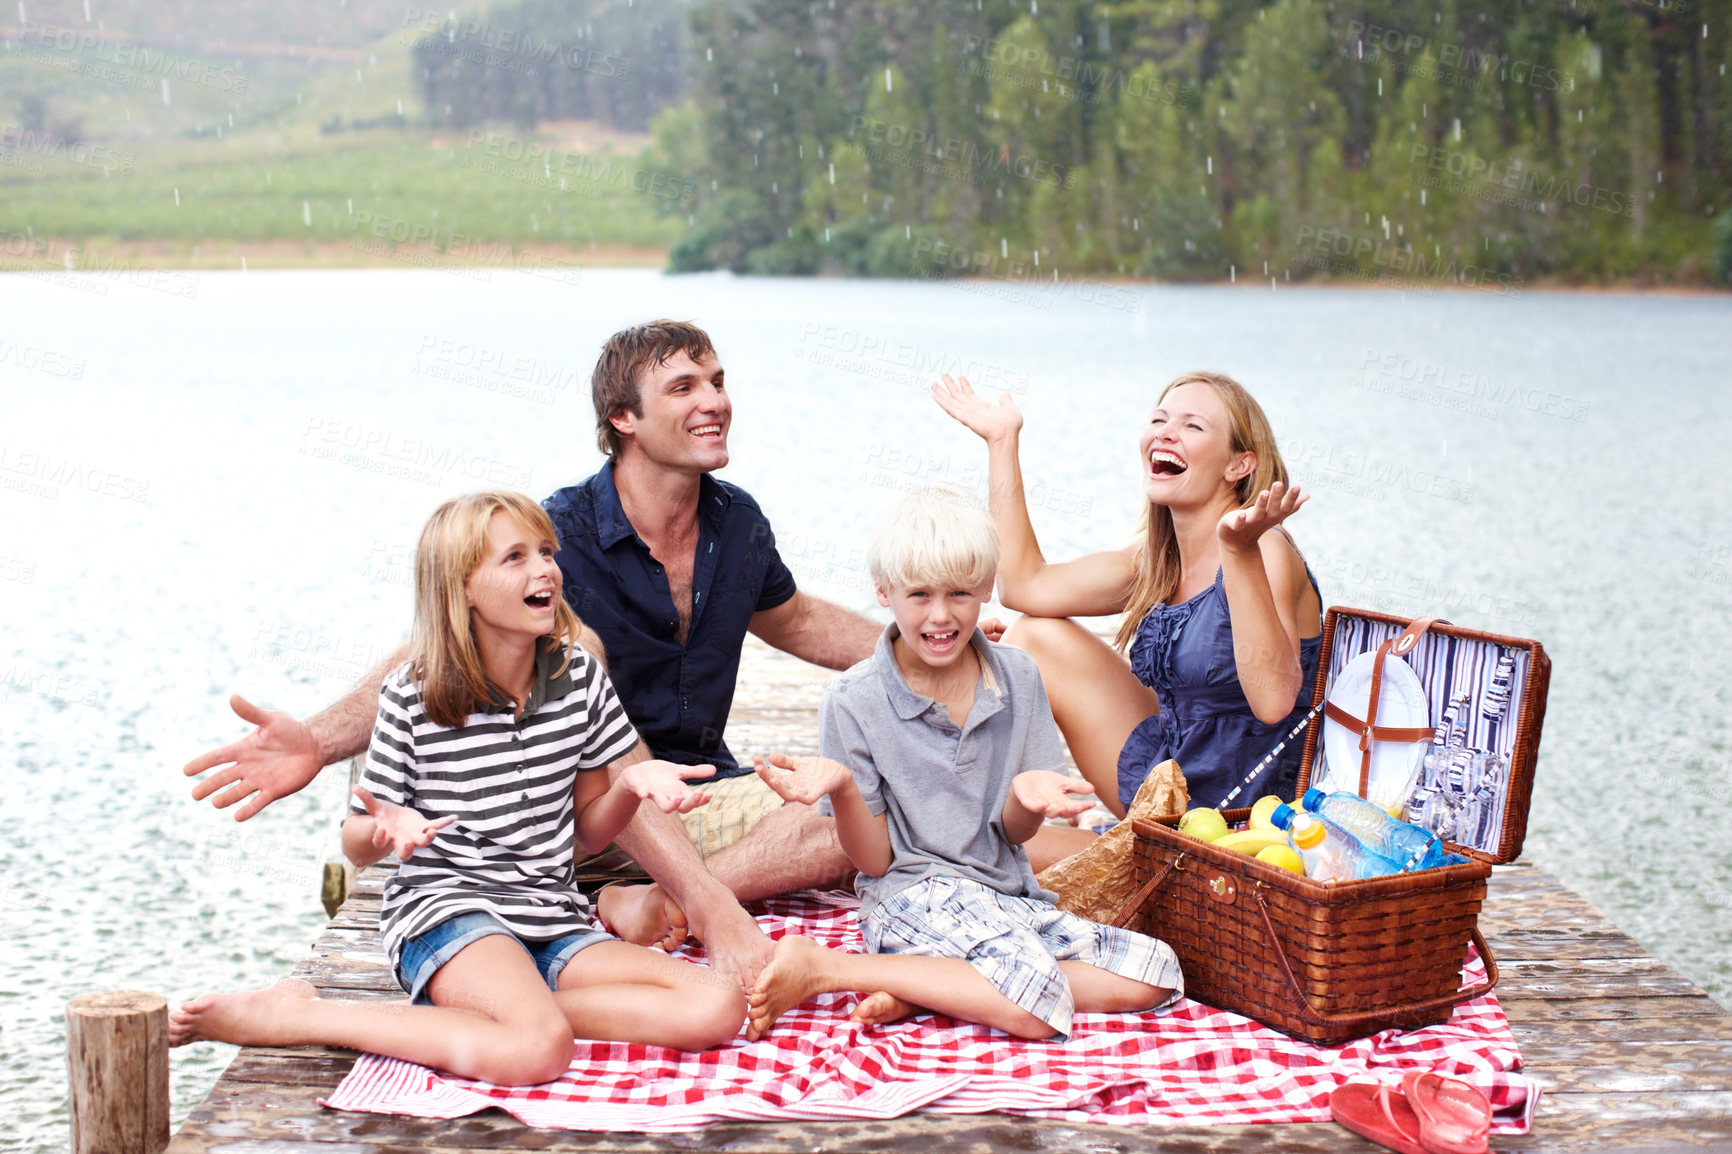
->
<box><xmin>170</xmin><ymin>491</ymin><xmax>745</xmax><ymax>1085</ymax></box>
<box><xmin>933</xmin><ymin>371</ymin><xmax>1322</xmax><ymax>821</ymax></box>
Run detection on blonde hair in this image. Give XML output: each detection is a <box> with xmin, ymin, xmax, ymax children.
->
<box><xmin>867</xmin><ymin>486</ymin><xmax>1001</xmax><ymax>593</ymax></box>
<box><xmin>1113</xmin><ymin>372</ymin><xmax>1291</xmax><ymax>652</ymax></box>
<box><xmin>409</xmin><ymin>491</ymin><xmax>582</xmax><ymax>728</ymax></box>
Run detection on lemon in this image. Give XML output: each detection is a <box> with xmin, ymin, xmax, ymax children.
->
<box><xmin>1256</xmin><ymin>844</ymin><xmax>1306</xmax><ymax>875</ymax></box>
<box><xmin>1178</xmin><ymin>807</ymin><xmax>1230</xmax><ymax>843</ymax></box>
<box><xmin>1249</xmin><ymin>795</ymin><xmax>1285</xmax><ymax>831</ymax></box>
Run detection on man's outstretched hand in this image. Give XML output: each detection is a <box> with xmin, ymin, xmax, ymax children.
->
<box><xmin>183</xmin><ymin>694</ymin><xmax>325</xmax><ymax>821</ymax></box>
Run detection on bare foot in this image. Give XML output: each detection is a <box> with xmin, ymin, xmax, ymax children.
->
<box><xmin>850</xmin><ymin>990</ymin><xmax>917</xmax><ymax>1027</ymax></box>
<box><xmin>597</xmin><ymin>883</ymin><xmax>688</xmax><ymax>951</ymax></box>
<box><xmin>745</xmin><ymin>936</ymin><xmax>838</xmax><ymax>1041</ymax></box>
<box><xmin>695</xmin><ymin>904</ymin><xmax>775</xmax><ymax>993</ymax></box>
<box><xmin>168</xmin><ymin>978</ymin><xmax>318</xmax><ymax>1047</ymax></box>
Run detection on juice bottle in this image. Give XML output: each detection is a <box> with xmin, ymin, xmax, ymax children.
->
<box><xmin>1301</xmin><ymin>787</ymin><xmax>1447</xmax><ymax>872</ymax></box>
<box><xmin>1270</xmin><ymin>804</ymin><xmax>1404</xmax><ymax>882</ymax></box>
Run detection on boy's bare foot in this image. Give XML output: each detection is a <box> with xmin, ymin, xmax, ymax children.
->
<box><xmin>745</xmin><ymin>936</ymin><xmax>837</xmax><ymax>1041</ymax></box>
<box><xmin>597</xmin><ymin>883</ymin><xmax>688</xmax><ymax>951</ymax></box>
<box><xmin>852</xmin><ymin>991</ymin><xmax>921</xmax><ymax>1025</ymax></box>
<box><xmin>851</xmin><ymin>990</ymin><xmax>917</xmax><ymax>1027</ymax></box>
<box><xmin>168</xmin><ymin>978</ymin><xmax>318</xmax><ymax>1048</ymax></box>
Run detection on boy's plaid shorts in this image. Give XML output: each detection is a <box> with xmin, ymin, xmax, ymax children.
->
<box><xmin>862</xmin><ymin>875</ymin><xmax>1184</xmax><ymax>1037</ymax></box>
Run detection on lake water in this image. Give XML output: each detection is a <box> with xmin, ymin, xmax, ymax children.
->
<box><xmin>2</xmin><ymin>269</ymin><xmax>1728</xmax><ymax>1149</ymax></box>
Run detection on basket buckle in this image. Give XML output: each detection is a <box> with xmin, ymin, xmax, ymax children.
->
<box><xmin>1206</xmin><ymin>873</ymin><xmax>1238</xmax><ymax>904</ymax></box>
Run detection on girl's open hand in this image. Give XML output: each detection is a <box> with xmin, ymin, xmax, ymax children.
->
<box><xmin>1217</xmin><ymin>480</ymin><xmax>1308</xmax><ymax>555</ymax></box>
<box><xmin>1011</xmin><ymin>770</ymin><xmax>1097</xmax><ymax>820</ymax></box>
<box><xmin>354</xmin><ymin>787</ymin><xmax>457</xmax><ymax>862</ymax></box>
<box><xmin>753</xmin><ymin>753</ymin><xmax>852</xmax><ymax>806</ymax></box>
<box><xmin>932</xmin><ymin>374</ymin><xmax>1023</xmax><ymax>445</ymax></box>
<box><xmin>618</xmin><ymin>760</ymin><xmax>715</xmax><ymax>814</ymax></box>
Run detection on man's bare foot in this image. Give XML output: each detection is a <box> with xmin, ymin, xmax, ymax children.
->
<box><xmin>692</xmin><ymin>903</ymin><xmax>775</xmax><ymax>993</ymax></box>
<box><xmin>850</xmin><ymin>990</ymin><xmax>917</xmax><ymax>1027</ymax></box>
<box><xmin>745</xmin><ymin>936</ymin><xmax>838</xmax><ymax>1041</ymax></box>
<box><xmin>597</xmin><ymin>883</ymin><xmax>688</xmax><ymax>951</ymax></box>
<box><xmin>168</xmin><ymin>978</ymin><xmax>318</xmax><ymax>1047</ymax></box>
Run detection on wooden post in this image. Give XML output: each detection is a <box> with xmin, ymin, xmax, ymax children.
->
<box><xmin>66</xmin><ymin>991</ymin><xmax>169</xmax><ymax>1154</ymax></box>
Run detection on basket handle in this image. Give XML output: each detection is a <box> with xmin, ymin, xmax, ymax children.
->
<box><xmin>1250</xmin><ymin>882</ymin><xmax>1498</xmax><ymax>1028</ymax></box>
<box><xmin>1108</xmin><ymin>858</ymin><xmax>1179</xmax><ymax>929</ymax></box>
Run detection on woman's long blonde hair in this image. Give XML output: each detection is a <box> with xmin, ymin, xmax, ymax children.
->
<box><xmin>1113</xmin><ymin>372</ymin><xmax>1291</xmax><ymax>653</ymax></box>
<box><xmin>409</xmin><ymin>490</ymin><xmax>582</xmax><ymax>728</ymax></box>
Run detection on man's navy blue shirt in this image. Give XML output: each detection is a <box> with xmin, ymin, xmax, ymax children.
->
<box><xmin>543</xmin><ymin>463</ymin><xmax>797</xmax><ymax>778</ymax></box>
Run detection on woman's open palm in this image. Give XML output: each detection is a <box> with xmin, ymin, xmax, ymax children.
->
<box><xmin>932</xmin><ymin>374</ymin><xmax>1023</xmax><ymax>444</ymax></box>
<box><xmin>1218</xmin><ymin>480</ymin><xmax>1308</xmax><ymax>553</ymax></box>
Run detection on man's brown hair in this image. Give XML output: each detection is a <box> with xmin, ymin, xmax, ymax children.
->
<box><xmin>591</xmin><ymin>320</ymin><xmax>718</xmax><ymax>460</ymax></box>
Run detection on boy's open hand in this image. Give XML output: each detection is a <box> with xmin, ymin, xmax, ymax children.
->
<box><xmin>1011</xmin><ymin>771</ymin><xmax>1097</xmax><ymax>820</ymax></box>
<box><xmin>618</xmin><ymin>760</ymin><xmax>716</xmax><ymax>814</ymax></box>
<box><xmin>353</xmin><ymin>787</ymin><xmax>457</xmax><ymax>862</ymax></box>
<box><xmin>753</xmin><ymin>753</ymin><xmax>852</xmax><ymax>805</ymax></box>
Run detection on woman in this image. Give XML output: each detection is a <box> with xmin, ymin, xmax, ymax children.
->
<box><xmin>933</xmin><ymin>371</ymin><xmax>1322</xmax><ymax>818</ymax></box>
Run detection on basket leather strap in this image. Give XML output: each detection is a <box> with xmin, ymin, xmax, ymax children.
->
<box><xmin>1333</xmin><ymin>617</ymin><xmax>1443</xmax><ymax>797</ymax></box>
<box><xmin>1108</xmin><ymin>859</ymin><xmax>1179</xmax><ymax>929</ymax></box>
<box><xmin>1249</xmin><ymin>882</ymin><xmax>1498</xmax><ymax>1027</ymax></box>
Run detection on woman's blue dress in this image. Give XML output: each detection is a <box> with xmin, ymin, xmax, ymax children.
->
<box><xmin>1116</xmin><ymin>564</ymin><xmax>1322</xmax><ymax>809</ymax></box>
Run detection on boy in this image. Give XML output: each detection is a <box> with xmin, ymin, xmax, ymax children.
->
<box><xmin>747</xmin><ymin>488</ymin><xmax>1183</xmax><ymax>1042</ymax></box>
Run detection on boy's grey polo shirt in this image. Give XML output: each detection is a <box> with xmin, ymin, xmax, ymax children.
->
<box><xmin>819</xmin><ymin>624</ymin><xmax>1067</xmax><ymax>921</ymax></box>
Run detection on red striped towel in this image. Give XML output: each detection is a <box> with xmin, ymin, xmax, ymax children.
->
<box><xmin>320</xmin><ymin>892</ymin><xmax>1537</xmax><ymax>1132</ymax></box>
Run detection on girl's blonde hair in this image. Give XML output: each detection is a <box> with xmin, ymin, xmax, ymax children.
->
<box><xmin>410</xmin><ymin>490</ymin><xmax>582</xmax><ymax>728</ymax></box>
<box><xmin>867</xmin><ymin>485</ymin><xmax>1001</xmax><ymax>593</ymax></box>
<box><xmin>1114</xmin><ymin>372</ymin><xmax>1290</xmax><ymax>653</ymax></box>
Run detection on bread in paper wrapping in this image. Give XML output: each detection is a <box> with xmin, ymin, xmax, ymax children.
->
<box><xmin>1037</xmin><ymin>759</ymin><xmax>1189</xmax><ymax>924</ymax></box>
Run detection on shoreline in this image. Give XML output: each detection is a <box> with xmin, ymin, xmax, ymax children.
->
<box><xmin>0</xmin><ymin>237</ymin><xmax>1723</xmax><ymax>294</ymax></box>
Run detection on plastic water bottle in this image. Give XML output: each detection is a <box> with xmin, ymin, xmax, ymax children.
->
<box><xmin>1270</xmin><ymin>804</ymin><xmax>1404</xmax><ymax>881</ymax></box>
<box><xmin>1301</xmin><ymin>787</ymin><xmax>1447</xmax><ymax>872</ymax></box>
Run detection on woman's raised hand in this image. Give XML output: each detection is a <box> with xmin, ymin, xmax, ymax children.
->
<box><xmin>932</xmin><ymin>374</ymin><xmax>1023</xmax><ymax>445</ymax></box>
<box><xmin>1217</xmin><ymin>480</ymin><xmax>1309</xmax><ymax>554</ymax></box>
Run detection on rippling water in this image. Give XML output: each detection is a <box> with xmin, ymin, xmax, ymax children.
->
<box><xmin>2</xmin><ymin>269</ymin><xmax>1727</xmax><ymax>1150</ymax></box>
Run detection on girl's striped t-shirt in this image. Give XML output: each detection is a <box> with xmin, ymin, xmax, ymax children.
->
<box><xmin>351</xmin><ymin>642</ymin><xmax>639</xmax><ymax>969</ymax></box>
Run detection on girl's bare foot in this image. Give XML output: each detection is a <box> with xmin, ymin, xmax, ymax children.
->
<box><xmin>597</xmin><ymin>883</ymin><xmax>689</xmax><ymax>951</ymax></box>
<box><xmin>745</xmin><ymin>936</ymin><xmax>837</xmax><ymax>1041</ymax></box>
<box><xmin>168</xmin><ymin>978</ymin><xmax>318</xmax><ymax>1048</ymax></box>
<box><xmin>851</xmin><ymin>991</ymin><xmax>917</xmax><ymax>1027</ymax></box>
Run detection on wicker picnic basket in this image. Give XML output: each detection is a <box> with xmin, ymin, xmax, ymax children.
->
<box><xmin>1122</xmin><ymin>610</ymin><xmax>1550</xmax><ymax>1045</ymax></box>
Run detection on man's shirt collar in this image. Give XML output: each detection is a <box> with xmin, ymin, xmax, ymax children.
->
<box><xmin>592</xmin><ymin>460</ymin><xmax>734</xmax><ymax>550</ymax></box>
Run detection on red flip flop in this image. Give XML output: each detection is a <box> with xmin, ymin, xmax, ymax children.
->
<box><xmin>1330</xmin><ymin>1081</ymin><xmax>1426</xmax><ymax>1154</ymax></box>
<box><xmin>1402</xmin><ymin>1071</ymin><xmax>1491</xmax><ymax>1154</ymax></box>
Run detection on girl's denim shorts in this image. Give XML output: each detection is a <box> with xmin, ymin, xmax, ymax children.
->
<box><xmin>396</xmin><ymin>910</ymin><xmax>611</xmax><ymax>1005</ymax></box>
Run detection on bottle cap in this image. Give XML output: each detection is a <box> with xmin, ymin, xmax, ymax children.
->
<box><xmin>1270</xmin><ymin>802</ymin><xmax>1296</xmax><ymax>830</ymax></box>
<box><xmin>1302</xmin><ymin>786</ymin><xmax>1326</xmax><ymax>811</ymax></box>
<box><xmin>1290</xmin><ymin>816</ymin><xmax>1325</xmax><ymax>849</ymax></box>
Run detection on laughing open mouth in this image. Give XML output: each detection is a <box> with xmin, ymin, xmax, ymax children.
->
<box><xmin>690</xmin><ymin>424</ymin><xmax>723</xmax><ymax>439</ymax></box>
<box><xmin>524</xmin><ymin>591</ymin><xmax>554</xmax><ymax>609</ymax></box>
<box><xmin>1150</xmin><ymin>450</ymin><xmax>1188</xmax><ymax>476</ymax></box>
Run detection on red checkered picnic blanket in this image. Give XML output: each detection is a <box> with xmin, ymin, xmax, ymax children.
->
<box><xmin>320</xmin><ymin>892</ymin><xmax>1537</xmax><ymax>1132</ymax></box>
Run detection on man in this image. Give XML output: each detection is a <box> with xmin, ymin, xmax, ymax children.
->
<box><xmin>185</xmin><ymin>320</ymin><xmax>1082</xmax><ymax>988</ymax></box>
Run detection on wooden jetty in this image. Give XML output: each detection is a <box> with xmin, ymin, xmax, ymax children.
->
<box><xmin>161</xmin><ymin>638</ymin><xmax>1732</xmax><ymax>1153</ymax></box>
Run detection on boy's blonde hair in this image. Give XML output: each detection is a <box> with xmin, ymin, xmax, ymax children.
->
<box><xmin>409</xmin><ymin>490</ymin><xmax>583</xmax><ymax>729</ymax></box>
<box><xmin>867</xmin><ymin>486</ymin><xmax>1001</xmax><ymax>593</ymax></box>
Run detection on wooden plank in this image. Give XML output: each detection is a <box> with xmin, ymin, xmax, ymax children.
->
<box><xmin>1481</xmin><ymin>929</ymin><xmax>1649</xmax><ymax>961</ymax></box>
<box><xmin>1502</xmin><ymin>994</ymin><xmax>1730</xmax><ymax>1024</ymax></box>
<box><xmin>1493</xmin><ymin>958</ymin><xmax>1707</xmax><ymax>1000</ymax></box>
